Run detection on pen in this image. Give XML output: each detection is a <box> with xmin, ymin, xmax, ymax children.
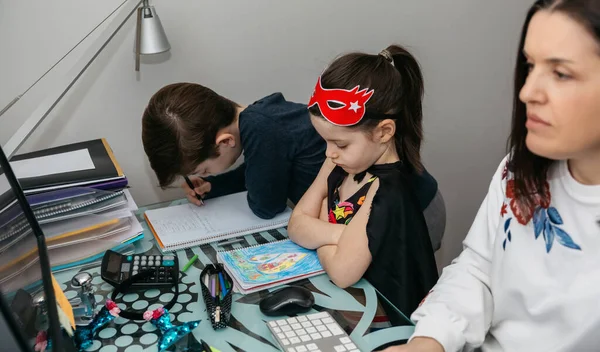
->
<box><xmin>217</xmin><ymin>238</ymin><xmax>245</xmax><ymax>246</ymax></box>
<box><xmin>218</xmin><ymin>272</ymin><xmax>227</xmax><ymax>299</ymax></box>
<box><xmin>184</xmin><ymin>176</ymin><xmax>204</xmax><ymax>205</ymax></box>
<box><xmin>181</xmin><ymin>254</ymin><xmax>198</xmax><ymax>272</ymax></box>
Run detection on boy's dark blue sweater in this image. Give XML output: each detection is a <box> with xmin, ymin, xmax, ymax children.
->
<box><xmin>204</xmin><ymin>93</ymin><xmax>326</xmax><ymax>219</ymax></box>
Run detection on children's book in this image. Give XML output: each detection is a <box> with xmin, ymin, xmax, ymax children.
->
<box><xmin>217</xmin><ymin>239</ymin><xmax>324</xmax><ymax>294</ymax></box>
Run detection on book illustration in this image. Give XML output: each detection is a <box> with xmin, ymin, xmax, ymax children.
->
<box><xmin>220</xmin><ymin>240</ymin><xmax>322</xmax><ymax>286</ymax></box>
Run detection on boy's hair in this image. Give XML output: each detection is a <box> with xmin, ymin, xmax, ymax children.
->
<box><xmin>308</xmin><ymin>44</ymin><xmax>425</xmax><ymax>172</ymax></box>
<box><xmin>141</xmin><ymin>82</ymin><xmax>238</xmax><ymax>187</ymax></box>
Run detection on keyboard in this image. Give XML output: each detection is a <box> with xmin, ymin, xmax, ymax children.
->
<box><xmin>266</xmin><ymin>311</ymin><xmax>360</xmax><ymax>352</ymax></box>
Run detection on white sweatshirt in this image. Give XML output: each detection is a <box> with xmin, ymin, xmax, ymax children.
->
<box><xmin>411</xmin><ymin>156</ymin><xmax>600</xmax><ymax>352</ymax></box>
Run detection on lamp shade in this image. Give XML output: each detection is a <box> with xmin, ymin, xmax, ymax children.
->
<box><xmin>135</xmin><ymin>6</ymin><xmax>170</xmax><ymax>54</ymax></box>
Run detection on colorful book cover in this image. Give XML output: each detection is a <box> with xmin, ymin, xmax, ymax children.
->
<box><xmin>218</xmin><ymin>239</ymin><xmax>323</xmax><ymax>288</ymax></box>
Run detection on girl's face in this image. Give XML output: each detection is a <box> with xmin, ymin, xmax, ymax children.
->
<box><xmin>520</xmin><ymin>10</ymin><xmax>600</xmax><ymax>161</ymax></box>
<box><xmin>310</xmin><ymin>115</ymin><xmax>392</xmax><ymax>175</ymax></box>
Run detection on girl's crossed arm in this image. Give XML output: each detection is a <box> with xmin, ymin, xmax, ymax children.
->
<box><xmin>317</xmin><ymin>179</ymin><xmax>379</xmax><ymax>288</ymax></box>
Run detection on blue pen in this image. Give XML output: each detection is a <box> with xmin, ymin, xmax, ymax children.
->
<box><xmin>218</xmin><ymin>272</ymin><xmax>227</xmax><ymax>299</ymax></box>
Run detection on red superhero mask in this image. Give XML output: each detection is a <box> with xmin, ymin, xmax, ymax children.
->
<box><xmin>308</xmin><ymin>77</ymin><xmax>375</xmax><ymax>126</ymax></box>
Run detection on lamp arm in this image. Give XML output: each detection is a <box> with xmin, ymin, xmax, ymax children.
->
<box><xmin>3</xmin><ymin>0</ymin><xmax>143</xmax><ymax>159</ymax></box>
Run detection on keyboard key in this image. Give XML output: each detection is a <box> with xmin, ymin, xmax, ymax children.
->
<box><xmin>307</xmin><ymin>344</ymin><xmax>318</xmax><ymax>351</ymax></box>
<box><xmin>273</xmin><ymin>327</ymin><xmax>281</xmax><ymax>333</ymax></box>
<box><xmin>334</xmin><ymin>346</ymin><xmax>346</xmax><ymax>352</ymax></box>
<box><xmin>322</xmin><ymin>317</ymin><xmax>335</xmax><ymax>324</ymax></box>
<box><xmin>297</xmin><ymin>329</ymin><xmax>307</xmax><ymax>336</ymax></box>
<box><xmin>340</xmin><ymin>337</ymin><xmax>351</xmax><ymax>344</ymax></box>
<box><xmin>321</xmin><ymin>331</ymin><xmax>332</xmax><ymax>338</ymax></box>
<box><xmin>285</xmin><ymin>331</ymin><xmax>296</xmax><ymax>338</ymax></box>
<box><xmin>345</xmin><ymin>343</ymin><xmax>357</xmax><ymax>350</ymax></box>
<box><xmin>287</xmin><ymin>317</ymin><xmax>298</xmax><ymax>324</ymax></box>
<box><xmin>281</xmin><ymin>339</ymin><xmax>290</xmax><ymax>346</ymax></box>
<box><xmin>306</xmin><ymin>327</ymin><xmax>317</xmax><ymax>334</ymax></box>
<box><xmin>310</xmin><ymin>333</ymin><xmax>322</xmax><ymax>340</ymax></box>
<box><xmin>300</xmin><ymin>335</ymin><xmax>311</xmax><ymax>342</ymax></box>
<box><xmin>291</xmin><ymin>323</ymin><xmax>302</xmax><ymax>330</ymax></box>
<box><xmin>281</xmin><ymin>325</ymin><xmax>292</xmax><ymax>332</ymax></box>
<box><xmin>296</xmin><ymin>346</ymin><xmax>307</xmax><ymax>352</ymax></box>
<box><xmin>348</xmin><ymin>350</ymin><xmax>360</xmax><ymax>352</ymax></box>
<box><xmin>141</xmin><ymin>256</ymin><xmax>147</xmax><ymax>260</ymax></box>
<box><xmin>278</xmin><ymin>320</ymin><xmax>289</xmax><ymax>327</ymax></box>
<box><xmin>312</xmin><ymin>319</ymin><xmax>323</xmax><ymax>326</ymax></box>
<box><xmin>163</xmin><ymin>255</ymin><xmax>174</xmax><ymax>260</ymax></box>
<box><xmin>134</xmin><ymin>256</ymin><xmax>140</xmax><ymax>260</ymax></box>
<box><xmin>269</xmin><ymin>321</ymin><xmax>278</xmax><ymax>327</ymax></box>
<box><xmin>141</xmin><ymin>261</ymin><xmax>147</xmax><ymax>266</ymax></box>
<box><xmin>308</xmin><ymin>312</ymin><xmax>329</xmax><ymax>320</ymax></box>
<box><xmin>316</xmin><ymin>325</ymin><xmax>327</xmax><ymax>332</ymax></box>
<box><xmin>288</xmin><ymin>348</ymin><xmax>296</xmax><ymax>352</ymax></box>
<box><xmin>277</xmin><ymin>333</ymin><xmax>285</xmax><ymax>339</ymax></box>
<box><xmin>330</xmin><ymin>326</ymin><xmax>344</xmax><ymax>336</ymax></box>
<box><xmin>133</xmin><ymin>265</ymin><xmax>139</xmax><ymax>270</ymax></box>
<box><xmin>290</xmin><ymin>337</ymin><xmax>301</xmax><ymax>344</ymax></box>
<box><xmin>297</xmin><ymin>316</ymin><xmax>308</xmax><ymax>322</ymax></box>
<box><xmin>302</xmin><ymin>322</ymin><xmax>312</xmax><ymax>328</ymax></box>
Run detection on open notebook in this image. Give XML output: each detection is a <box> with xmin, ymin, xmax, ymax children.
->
<box><xmin>217</xmin><ymin>239</ymin><xmax>324</xmax><ymax>294</ymax></box>
<box><xmin>144</xmin><ymin>191</ymin><xmax>292</xmax><ymax>252</ymax></box>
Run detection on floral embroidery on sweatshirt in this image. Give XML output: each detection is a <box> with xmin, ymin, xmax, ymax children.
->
<box><xmin>500</xmin><ymin>163</ymin><xmax>581</xmax><ymax>252</ymax></box>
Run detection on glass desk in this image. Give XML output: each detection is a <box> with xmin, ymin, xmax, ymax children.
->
<box><xmin>52</xmin><ymin>199</ymin><xmax>415</xmax><ymax>352</ymax></box>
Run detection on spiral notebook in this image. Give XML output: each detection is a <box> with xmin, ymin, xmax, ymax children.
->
<box><xmin>217</xmin><ymin>239</ymin><xmax>324</xmax><ymax>294</ymax></box>
<box><xmin>144</xmin><ymin>191</ymin><xmax>292</xmax><ymax>252</ymax></box>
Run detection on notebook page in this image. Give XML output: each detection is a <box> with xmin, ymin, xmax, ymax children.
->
<box><xmin>146</xmin><ymin>191</ymin><xmax>291</xmax><ymax>247</ymax></box>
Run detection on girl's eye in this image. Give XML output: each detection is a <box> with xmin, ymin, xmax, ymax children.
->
<box><xmin>525</xmin><ymin>62</ymin><xmax>534</xmax><ymax>73</ymax></box>
<box><xmin>554</xmin><ymin>71</ymin><xmax>571</xmax><ymax>80</ymax></box>
<box><xmin>336</xmin><ymin>145</ymin><xmax>347</xmax><ymax>149</ymax></box>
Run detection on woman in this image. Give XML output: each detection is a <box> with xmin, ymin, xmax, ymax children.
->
<box><xmin>386</xmin><ymin>0</ymin><xmax>600</xmax><ymax>351</ymax></box>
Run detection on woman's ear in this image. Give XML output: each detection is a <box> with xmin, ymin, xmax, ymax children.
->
<box><xmin>215</xmin><ymin>133</ymin><xmax>236</xmax><ymax>148</ymax></box>
<box><xmin>376</xmin><ymin>119</ymin><xmax>396</xmax><ymax>143</ymax></box>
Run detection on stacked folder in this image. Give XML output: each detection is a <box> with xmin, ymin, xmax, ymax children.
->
<box><xmin>0</xmin><ymin>139</ymin><xmax>142</xmax><ymax>292</ymax></box>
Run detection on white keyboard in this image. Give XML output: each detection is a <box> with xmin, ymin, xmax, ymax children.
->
<box><xmin>266</xmin><ymin>311</ymin><xmax>361</xmax><ymax>352</ymax></box>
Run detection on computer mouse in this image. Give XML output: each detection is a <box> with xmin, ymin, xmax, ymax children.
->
<box><xmin>259</xmin><ymin>286</ymin><xmax>315</xmax><ymax>316</ymax></box>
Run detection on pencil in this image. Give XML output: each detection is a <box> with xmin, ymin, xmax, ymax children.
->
<box><xmin>184</xmin><ymin>176</ymin><xmax>204</xmax><ymax>205</ymax></box>
<box><xmin>182</xmin><ymin>254</ymin><xmax>198</xmax><ymax>272</ymax></box>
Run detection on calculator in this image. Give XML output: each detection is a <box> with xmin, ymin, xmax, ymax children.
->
<box><xmin>266</xmin><ymin>311</ymin><xmax>361</xmax><ymax>352</ymax></box>
<box><xmin>101</xmin><ymin>250</ymin><xmax>179</xmax><ymax>287</ymax></box>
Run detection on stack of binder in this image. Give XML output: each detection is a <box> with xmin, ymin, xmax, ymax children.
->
<box><xmin>0</xmin><ymin>139</ymin><xmax>142</xmax><ymax>292</ymax></box>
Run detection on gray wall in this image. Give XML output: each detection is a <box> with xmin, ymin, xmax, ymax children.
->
<box><xmin>0</xmin><ymin>0</ymin><xmax>532</xmax><ymax>268</ymax></box>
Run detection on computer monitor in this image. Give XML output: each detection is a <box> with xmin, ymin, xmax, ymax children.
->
<box><xmin>0</xmin><ymin>145</ymin><xmax>72</xmax><ymax>351</ymax></box>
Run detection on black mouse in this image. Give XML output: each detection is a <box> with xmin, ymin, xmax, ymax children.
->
<box><xmin>259</xmin><ymin>286</ymin><xmax>315</xmax><ymax>316</ymax></box>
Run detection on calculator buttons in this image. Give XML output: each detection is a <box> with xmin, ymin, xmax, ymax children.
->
<box><xmin>141</xmin><ymin>261</ymin><xmax>147</xmax><ymax>266</ymax></box>
<box><xmin>133</xmin><ymin>265</ymin><xmax>139</xmax><ymax>271</ymax></box>
<box><xmin>132</xmin><ymin>271</ymin><xmax>138</xmax><ymax>276</ymax></box>
<box><xmin>162</xmin><ymin>260</ymin><xmax>175</xmax><ymax>266</ymax></box>
<box><xmin>163</xmin><ymin>255</ymin><xmax>174</xmax><ymax>260</ymax></box>
<box><xmin>127</xmin><ymin>256</ymin><xmax>132</xmax><ymax>261</ymax></box>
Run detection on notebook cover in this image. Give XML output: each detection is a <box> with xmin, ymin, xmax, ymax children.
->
<box><xmin>11</xmin><ymin>138</ymin><xmax>124</xmax><ymax>192</ymax></box>
<box><xmin>217</xmin><ymin>239</ymin><xmax>324</xmax><ymax>292</ymax></box>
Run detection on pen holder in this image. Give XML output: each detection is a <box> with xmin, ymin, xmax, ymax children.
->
<box><xmin>200</xmin><ymin>264</ymin><xmax>233</xmax><ymax>330</ymax></box>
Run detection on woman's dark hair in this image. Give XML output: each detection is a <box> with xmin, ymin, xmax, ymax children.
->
<box><xmin>141</xmin><ymin>83</ymin><xmax>238</xmax><ymax>188</ymax></box>
<box><xmin>508</xmin><ymin>0</ymin><xmax>600</xmax><ymax>211</ymax></box>
<box><xmin>308</xmin><ymin>44</ymin><xmax>425</xmax><ymax>173</ymax></box>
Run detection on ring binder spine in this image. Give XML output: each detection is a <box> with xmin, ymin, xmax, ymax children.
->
<box><xmin>0</xmin><ymin>191</ymin><xmax>124</xmax><ymax>242</ymax></box>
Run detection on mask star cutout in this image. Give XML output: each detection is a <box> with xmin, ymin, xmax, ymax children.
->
<box><xmin>349</xmin><ymin>101</ymin><xmax>361</xmax><ymax>112</ymax></box>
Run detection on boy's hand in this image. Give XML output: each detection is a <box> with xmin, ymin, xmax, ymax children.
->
<box><xmin>181</xmin><ymin>175</ymin><xmax>211</xmax><ymax>206</ymax></box>
<box><xmin>381</xmin><ymin>338</ymin><xmax>444</xmax><ymax>352</ymax></box>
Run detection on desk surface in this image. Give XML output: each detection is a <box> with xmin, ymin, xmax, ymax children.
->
<box><xmin>53</xmin><ymin>199</ymin><xmax>414</xmax><ymax>352</ymax></box>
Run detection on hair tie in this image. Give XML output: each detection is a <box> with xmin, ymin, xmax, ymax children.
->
<box><xmin>378</xmin><ymin>49</ymin><xmax>394</xmax><ymax>66</ymax></box>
